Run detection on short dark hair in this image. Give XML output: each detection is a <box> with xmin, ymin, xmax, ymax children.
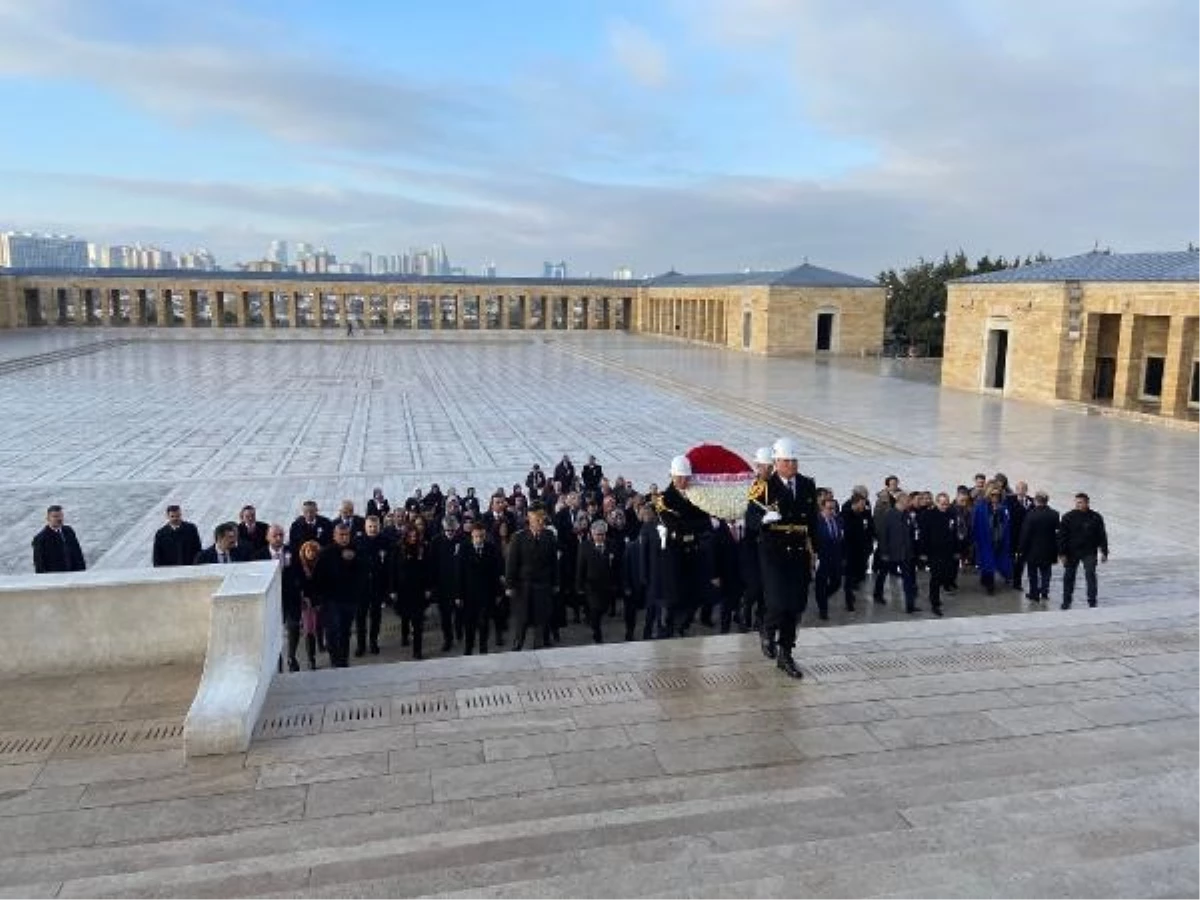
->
<box><xmin>214</xmin><ymin>522</ymin><xmax>237</xmax><ymax>541</ymax></box>
<box><xmin>470</xmin><ymin>521</ymin><xmax>487</xmax><ymax>533</ymax></box>
<box><xmin>47</xmin><ymin>504</ymin><xmax>62</xmax><ymax>515</ymax></box>
<box><xmin>166</xmin><ymin>504</ymin><xmax>181</xmax><ymax>514</ymax></box>
<box><xmin>241</xmin><ymin>504</ymin><xmax>255</xmax><ymax>513</ymax></box>
<box><xmin>1075</xmin><ymin>492</ymin><xmax>1090</xmax><ymax>502</ymax></box>
<box><xmin>303</xmin><ymin>499</ymin><xmax>317</xmax><ymax>507</ymax></box>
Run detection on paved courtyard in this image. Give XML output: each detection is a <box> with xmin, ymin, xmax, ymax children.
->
<box><xmin>0</xmin><ymin>328</ymin><xmax>1196</xmax><ymax>588</ymax></box>
<box><xmin>0</xmin><ymin>329</ymin><xmax>1196</xmax><ymax>896</ymax></box>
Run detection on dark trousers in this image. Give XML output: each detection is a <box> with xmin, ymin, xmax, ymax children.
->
<box><xmin>323</xmin><ymin>603</ymin><xmax>354</xmax><ymax>667</ymax></box>
<box><xmin>461</xmin><ymin>604</ymin><xmax>491</xmax><ymax>654</ymax></box>
<box><xmin>718</xmin><ymin>593</ymin><xmax>736</xmax><ymax>632</ymax></box>
<box><xmin>1027</xmin><ymin>563</ymin><xmax>1053</xmax><ymax>599</ymax></box>
<box><xmin>761</xmin><ymin>551</ymin><xmax>811</xmax><ymax>654</ymax></box>
<box><xmin>513</xmin><ymin>584</ymin><xmax>553</xmax><ymax>648</ymax></box>
<box><xmin>813</xmin><ymin>559</ymin><xmax>842</xmax><ymax>616</ymax></box>
<box><xmin>926</xmin><ymin>555</ymin><xmax>956</xmax><ymax>611</ymax></box>
<box><xmin>643</xmin><ymin>601</ymin><xmax>661</xmax><ymax>639</ymax></box>
<box><xmin>354</xmin><ymin>593</ymin><xmax>383</xmax><ymax>652</ymax></box>
<box><xmin>1062</xmin><ymin>554</ymin><xmax>1098</xmax><ymax>605</ymax></box>
<box><xmin>588</xmin><ymin>606</ymin><xmax>605</xmax><ymax>643</ymax></box>
<box><xmin>624</xmin><ymin>590</ymin><xmax>642</xmax><ymax>640</ymax></box>
<box><xmin>435</xmin><ymin>594</ymin><xmax>455</xmax><ymax>645</ymax></box>
<box><xmin>873</xmin><ymin>560</ymin><xmax>918</xmax><ymax>611</ymax></box>
<box><xmin>1012</xmin><ymin>552</ymin><xmax>1026</xmax><ymax>591</ymax></box>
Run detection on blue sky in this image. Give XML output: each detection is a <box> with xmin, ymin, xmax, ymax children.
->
<box><xmin>0</xmin><ymin>0</ymin><xmax>1195</xmax><ymax>276</ymax></box>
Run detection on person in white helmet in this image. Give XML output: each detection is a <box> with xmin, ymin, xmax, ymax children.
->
<box><xmin>738</xmin><ymin>447</ymin><xmax>774</xmax><ymax>633</ymax></box>
<box><xmin>653</xmin><ymin>454</ymin><xmax>717</xmax><ymax>638</ymax></box>
<box><xmin>751</xmin><ymin>437</ymin><xmax>819</xmax><ymax>679</ymax></box>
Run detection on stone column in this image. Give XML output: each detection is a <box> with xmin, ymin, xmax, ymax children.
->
<box><xmin>1111</xmin><ymin>313</ymin><xmax>1145</xmax><ymax>410</ymax></box>
<box><xmin>185</xmin><ymin>290</ymin><xmax>199</xmax><ymax>327</ymax></box>
<box><xmin>334</xmin><ymin>293</ymin><xmax>346</xmax><ymax>329</ymax></box>
<box><xmin>263</xmin><ymin>292</ymin><xmax>276</xmax><ymax>329</ymax></box>
<box><xmin>235</xmin><ymin>291</ymin><xmax>249</xmax><ymax>328</ymax></box>
<box><xmin>132</xmin><ymin>289</ymin><xmax>147</xmax><ymax>326</ymax></box>
<box><xmin>154</xmin><ymin>289</ymin><xmax>169</xmax><ymax>327</ymax></box>
<box><xmin>102</xmin><ymin>289</ymin><xmax>116</xmax><ymax>326</ymax></box>
<box><xmin>1160</xmin><ymin>316</ymin><xmax>1194</xmax><ymax>418</ymax></box>
<box><xmin>455</xmin><ymin>293</ymin><xmax>464</xmax><ymax>330</ymax></box>
<box><xmin>212</xmin><ymin>290</ymin><xmax>226</xmax><ymax>328</ymax></box>
<box><xmin>498</xmin><ymin>295</ymin><xmax>509</xmax><ymax>330</ymax></box>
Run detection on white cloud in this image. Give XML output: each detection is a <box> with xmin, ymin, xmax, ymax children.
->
<box><xmin>608</xmin><ymin>19</ymin><xmax>671</xmax><ymax>89</ymax></box>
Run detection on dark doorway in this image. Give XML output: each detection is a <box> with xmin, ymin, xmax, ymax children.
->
<box><xmin>986</xmin><ymin>328</ymin><xmax>1009</xmax><ymax>389</ymax></box>
<box><xmin>24</xmin><ymin>289</ymin><xmax>42</xmax><ymax>326</ymax></box>
<box><xmin>1093</xmin><ymin>357</ymin><xmax>1116</xmax><ymax>402</ymax></box>
<box><xmin>816</xmin><ymin>312</ymin><xmax>834</xmax><ymax>351</ymax></box>
<box><xmin>742</xmin><ymin>311</ymin><xmax>752</xmax><ymax>349</ymax></box>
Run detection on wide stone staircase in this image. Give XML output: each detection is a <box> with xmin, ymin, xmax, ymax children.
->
<box><xmin>0</xmin><ymin>598</ymin><xmax>1195</xmax><ymax>897</ymax></box>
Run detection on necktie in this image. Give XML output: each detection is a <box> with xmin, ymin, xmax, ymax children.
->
<box><xmin>219</xmin><ymin>552</ymin><xmax>228</xmax><ymax>564</ymax></box>
<box><xmin>788</xmin><ymin>480</ymin><xmax>795</xmax><ymax>498</ymax></box>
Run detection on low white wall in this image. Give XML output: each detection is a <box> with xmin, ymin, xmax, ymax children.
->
<box><xmin>0</xmin><ymin>561</ymin><xmax>281</xmax><ymax>756</ymax></box>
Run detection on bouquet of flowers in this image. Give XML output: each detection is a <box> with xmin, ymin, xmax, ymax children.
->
<box><xmin>681</xmin><ymin>443</ymin><xmax>756</xmax><ymax>521</ymax></box>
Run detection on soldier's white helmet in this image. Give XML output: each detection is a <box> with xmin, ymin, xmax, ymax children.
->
<box><xmin>753</xmin><ymin>446</ymin><xmax>773</xmax><ymax>466</ymax></box>
<box><xmin>772</xmin><ymin>438</ymin><xmax>800</xmax><ymax>461</ymax></box>
<box><xmin>669</xmin><ymin>455</ymin><xmax>693</xmax><ymax>477</ymax></box>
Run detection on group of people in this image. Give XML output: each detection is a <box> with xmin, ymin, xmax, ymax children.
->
<box><xmin>31</xmin><ymin>449</ymin><xmax>1111</xmax><ymax>680</ymax></box>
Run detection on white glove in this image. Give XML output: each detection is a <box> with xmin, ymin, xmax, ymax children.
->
<box><xmin>657</xmin><ymin>524</ymin><xmax>668</xmax><ymax>549</ymax></box>
<box><xmin>762</xmin><ymin>511</ymin><xmax>782</xmax><ymax>525</ymax></box>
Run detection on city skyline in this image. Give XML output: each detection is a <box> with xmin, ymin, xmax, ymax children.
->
<box><xmin>0</xmin><ymin>1</ymin><xmax>1196</xmax><ymax>276</ymax></box>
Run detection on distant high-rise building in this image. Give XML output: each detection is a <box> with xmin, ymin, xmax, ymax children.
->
<box><xmin>430</xmin><ymin>243</ymin><xmax>450</xmax><ymax>275</ymax></box>
<box><xmin>180</xmin><ymin>248</ymin><xmax>218</xmax><ymax>270</ymax></box>
<box><xmin>612</xmin><ymin>266</ymin><xmax>634</xmax><ymax>280</ymax></box>
<box><xmin>360</xmin><ymin>251</ymin><xmax>374</xmax><ymax>274</ymax></box>
<box><xmin>0</xmin><ymin>232</ymin><xmax>88</xmax><ymax>269</ymax></box>
<box><xmin>294</xmin><ymin>242</ymin><xmax>314</xmax><ymax>265</ymax></box>
<box><xmin>483</xmin><ymin>260</ymin><xmax>497</xmax><ymax>279</ymax></box>
<box><xmin>375</xmin><ymin>254</ymin><xmax>389</xmax><ymax>275</ymax></box>
<box><xmin>543</xmin><ymin>260</ymin><xmax>568</xmax><ymax>279</ymax></box>
<box><xmin>268</xmin><ymin>240</ymin><xmax>288</xmax><ymax>267</ymax></box>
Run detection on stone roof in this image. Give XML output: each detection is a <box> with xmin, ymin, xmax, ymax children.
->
<box><xmin>646</xmin><ymin>263</ymin><xmax>878</xmax><ymax>289</ymax></box>
<box><xmin>954</xmin><ymin>250</ymin><xmax>1200</xmax><ymax>285</ymax></box>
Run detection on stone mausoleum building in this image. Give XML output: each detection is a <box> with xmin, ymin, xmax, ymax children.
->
<box><xmin>942</xmin><ymin>250</ymin><xmax>1200</xmax><ymax>424</ymax></box>
<box><xmin>0</xmin><ymin>262</ymin><xmax>886</xmax><ymax>357</ymax></box>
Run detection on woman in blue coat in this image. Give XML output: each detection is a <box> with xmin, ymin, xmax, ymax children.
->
<box><xmin>973</xmin><ymin>486</ymin><xmax>1013</xmax><ymax>595</ymax></box>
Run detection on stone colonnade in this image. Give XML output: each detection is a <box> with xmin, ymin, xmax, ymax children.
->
<box><xmin>639</xmin><ymin>294</ymin><xmax>730</xmax><ymax>345</ymax></box>
<box><xmin>9</xmin><ymin>280</ymin><xmax>636</xmax><ymax>333</ymax></box>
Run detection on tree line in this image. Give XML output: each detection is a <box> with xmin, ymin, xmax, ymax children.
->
<box><xmin>877</xmin><ymin>250</ymin><xmax>1051</xmax><ymax>357</ymax></box>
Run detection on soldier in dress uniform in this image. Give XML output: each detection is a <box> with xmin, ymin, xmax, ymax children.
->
<box><xmin>752</xmin><ymin>438</ymin><xmax>819</xmax><ymax>679</ymax></box>
<box><xmin>739</xmin><ymin>446</ymin><xmax>773</xmax><ymax>632</ymax></box>
<box><xmin>654</xmin><ymin>455</ymin><xmax>717</xmax><ymax>638</ymax></box>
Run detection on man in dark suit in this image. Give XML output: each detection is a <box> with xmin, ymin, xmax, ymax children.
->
<box><xmin>237</xmin><ymin>505</ymin><xmax>270</xmax><ymax>556</ymax></box>
<box><xmin>334</xmin><ymin>500</ymin><xmax>366</xmax><ymax>539</ymax></box>
<box><xmin>313</xmin><ymin>523</ymin><xmax>363</xmax><ymax>667</ymax></box>
<box><xmin>1020</xmin><ymin>491</ymin><xmax>1060</xmax><ymax>604</ymax></box>
<box><xmin>576</xmin><ymin>519</ymin><xmax>618</xmax><ymax>643</ymax></box>
<box><xmin>457</xmin><ymin>521</ymin><xmax>504</xmax><ymax>654</ymax></box>
<box><xmin>257</xmin><ymin>524</ymin><xmax>302</xmax><ymax>671</ymax></box>
<box><xmin>32</xmin><ymin>505</ymin><xmax>86</xmax><ymax>573</ymax></box>
<box><xmin>581</xmin><ymin>455</ymin><xmax>604</xmax><ymax>495</ymax></box>
<box><xmin>289</xmin><ymin>500</ymin><xmax>333</xmax><ymax>549</ymax></box>
<box><xmin>506</xmin><ymin>503</ymin><xmax>559</xmax><ymax>650</ymax></box>
<box><xmin>429</xmin><ymin>515</ymin><xmax>465</xmax><ymax>652</ymax></box>
<box><xmin>753</xmin><ymin>439</ymin><xmax>820</xmax><ymax>679</ymax></box>
<box><xmin>813</xmin><ymin>496</ymin><xmax>848</xmax><ymax>619</ymax></box>
<box><xmin>195</xmin><ymin>522</ymin><xmax>247</xmax><ymax>565</ymax></box>
<box><xmin>920</xmin><ymin>492</ymin><xmax>959</xmax><ymax>617</ymax></box>
<box><xmin>152</xmin><ymin>504</ymin><xmax>203</xmax><ymax>567</ymax></box>
<box><xmin>873</xmin><ymin>492</ymin><xmax>920</xmax><ymax>613</ymax></box>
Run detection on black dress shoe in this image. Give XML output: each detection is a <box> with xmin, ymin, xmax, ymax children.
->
<box><xmin>760</xmin><ymin>636</ymin><xmax>777</xmax><ymax>660</ymax></box>
<box><xmin>776</xmin><ymin>655</ymin><xmax>804</xmax><ymax>679</ymax></box>
<box><xmin>441</xmin><ymin>640</ymin><xmax>453</xmax><ymax>653</ymax></box>
<box><xmin>906</xmin><ymin>606</ymin><xmax>924</xmax><ymax>614</ymax></box>
<box><xmin>354</xmin><ymin>647</ymin><xmax>366</xmax><ymax>658</ymax></box>
<box><xmin>845</xmin><ymin>602</ymin><xmax>856</xmax><ymax>613</ymax></box>
<box><xmin>512</xmin><ymin>638</ymin><xmax>525</xmax><ymax>652</ymax></box>
<box><xmin>818</xmin><ymin>612</ymin><xmax>830</xmax><ymax>621</ymax></box>
<box><xmin>873</xmin><ymin>597</ymin><xmax>886</xmax><ymax>605</ymax></box>
<box><xmin>932</xmin><ymin>606</ymin><xmax>944</xmax><ymax>617</ymax></box>
<box><xmin>1061</xmin><ymin>601</ymin><xmax>1072</xmax><ymax>610</ymax></box>
<box><xmin>287</xmin><ymin>657</ymin><xmax>300</xmax><ymax>672</ymax></box>
<box><xmin>369</xmin><ymin>644</ymin><xmax>380</xmax><ymax>655</ymax></box>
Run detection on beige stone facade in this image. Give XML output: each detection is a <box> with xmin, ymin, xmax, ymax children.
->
<box><xmin>942</xmin><ymin>256</ymin><xmax>1199</xmax><ymax>424</ymax></box>
<box><xmin>0</xmin><ymin>264</ymin><xmax>887</xmax><ymax>357</ymax></box>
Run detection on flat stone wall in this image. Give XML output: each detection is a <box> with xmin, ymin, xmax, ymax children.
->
<box><xmin>0</xmin><ymin>561</ymin><xmax>282</xmax><ymax>755</ymax></box>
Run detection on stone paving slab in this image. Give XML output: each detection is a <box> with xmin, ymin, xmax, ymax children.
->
<box><xmin>0</xmin><ymin>597</ymin><xmax>1193</xmax><ymax>896</ymax></box>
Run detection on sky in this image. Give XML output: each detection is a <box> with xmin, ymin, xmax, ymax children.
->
<box><xmin>0</xmin><ymin>0</ymin><xmax>1196</xmax><ymax>278</ymax></box>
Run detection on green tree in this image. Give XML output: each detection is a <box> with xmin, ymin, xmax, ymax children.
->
<box><xmin>880</xmin><ymin>249</ymin><xmax>1049</xmax><ymax>357</ymax></box>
